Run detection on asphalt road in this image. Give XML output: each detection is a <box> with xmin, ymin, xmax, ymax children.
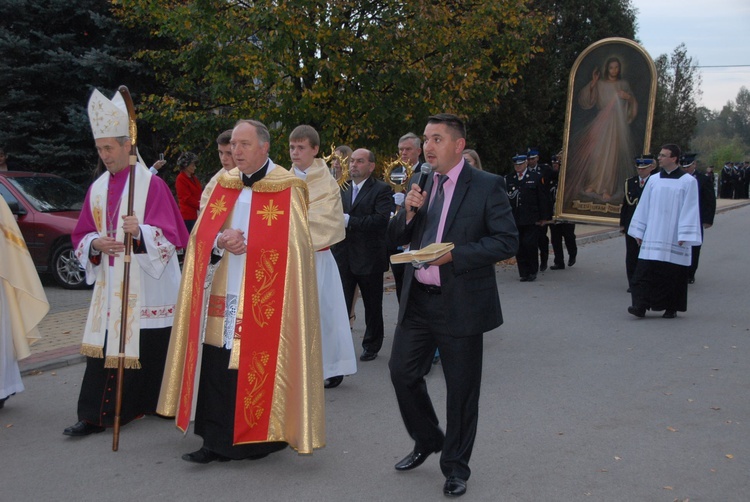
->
<box><xmin>2</xmin><ymin>205</ymin><xmax>749</xmax><ymax>501</ymax></box>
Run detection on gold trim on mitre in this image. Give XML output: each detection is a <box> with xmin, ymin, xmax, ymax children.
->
<box><xmin>87</xmin><ymin>89</ymin><xmax>129</xmax><ymax>140</ymax></box>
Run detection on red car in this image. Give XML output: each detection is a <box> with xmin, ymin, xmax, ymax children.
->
<box><xmin>0</xmin><ymin>171</ymin><xmax>88</xmax><ymax>289</ymax></box>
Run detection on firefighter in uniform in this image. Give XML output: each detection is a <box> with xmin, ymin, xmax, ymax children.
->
<box><xmin>506</xmin><ymin>153</ymin><xmax>550</xmax><ymax>282</ymax></box>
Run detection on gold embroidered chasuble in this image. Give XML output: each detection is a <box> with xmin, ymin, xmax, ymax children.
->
<box><xmin>158</xmin><ymin>166</ymin><xmax>325</xmax><ymax>454</ymax></box>
<box><xmin>0</xmin><ymin>199</ymin><xmax>48</xmax><ymax>360</ymax></box>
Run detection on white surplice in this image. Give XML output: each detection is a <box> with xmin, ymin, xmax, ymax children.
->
<box><xmin>628</xmin><ymin>172</ymin><xmax>702</xmax><ymax>266</ymax></box>
<box><xmin>293</xmin><ymin>163</ymin><xmax>357</xmax><ymax>379</ymax></box>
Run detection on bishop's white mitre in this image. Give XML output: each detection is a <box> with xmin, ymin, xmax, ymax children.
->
<box><xmin>87</xmin><ymin>88</ymin><xmax>129</xmax><ymax>140</ymax></box>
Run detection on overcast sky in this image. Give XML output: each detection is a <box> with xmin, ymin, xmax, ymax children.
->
<box><xmin>631</xmin><ymin>0</ymin><xmax>750</xmax><ymax>111</ymax></box>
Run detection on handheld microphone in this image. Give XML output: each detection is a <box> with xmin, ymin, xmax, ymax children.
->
<box><xmin>411</xmin><ymin>163</ymin><xmax>432</xmax><ymax>212</ymax></box>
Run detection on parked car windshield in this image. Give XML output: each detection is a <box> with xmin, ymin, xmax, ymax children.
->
<box><xmin>8</xmin><ymin>176</ymin><xmax>85</xmax><ymax>212</ymax></box>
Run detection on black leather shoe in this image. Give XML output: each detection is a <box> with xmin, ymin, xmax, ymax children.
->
<box><xmin>662</xmin><ymin>310</ymin><xmax>677</xmax><ymax>319</ymax></box>
<box><xmin>182</xmin><ymin>447</ymin><xmax>230</xmax><ymax>464</ymax></box>
<box><xmin>688</xmin><ymin>277</ymin><xmax>695</xmax><ymax>284</ymax></box>
<box><xmin>568</xmin><ymin>257</ymin><xmax>576</xmax><ymax>267</ymax></box>
<box><xmin>360</xmin><ymin>350</ymin><xmax>377</xmax><ymax>361</ymax></box>
<box><xmin>394</xmin><ymin>447</ymin><xmax>441</xmax><ymax>471</ymax></box>
<box><xmin>539</xmin><ymin>262</ymin><xmax>547</xmax><ymax>272</ymax></box>
<box><xmin>519</xmin><ymin>276</ymin><xmax>528</xmax><ymax>282</ymax></box>
<box><xmin>443</xmin><ymin>477</ymin><xmax>467</xmax><ymax>497</ymax></box>
<box><xmin>550</xmin><ymin>264</ymin><xmax>564</xmax><ymax>270</ymax></box>
<box><xmin>526</xmin><ymin>274</ymin><xmax>537</xmax><ymax>282</ymax></box>
<box><xmin>63</xmin><ymin>420</ymin><xmax>105</xmax><ymax>437</ymax></box>
<box><xmin>324</xmin><ymin>375</ymin><xmax>344</xmax><ymax>388</ymax></box>
<box><xmin>628</xmin><ymin>306</ymin><xmax>646</xmax><ymax>318</ymax></box>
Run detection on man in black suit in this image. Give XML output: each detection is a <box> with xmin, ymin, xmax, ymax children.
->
<box><xmin>387</xmin><ymin>114</ymin><xmax>518</xmax><ymax>497</ymax></box>
<box><xmin>547</xmin><ymin>153</ymin><xmax>578</xmax><ymax>270</ymax></box>
<box><xmin>527</xmin><ymin>148</ymin><xmax>551</xmax><ymax>271</ymax></box>
<box><xmin>505</xmin><ymin>153</ymin><xmax>550</xmax><ymax>282</ymax></box>
<box><xmin>389</xmin><ymin>133</ymin><xmax>427</xmax><ymax>303</ymax></box>
<box><xmin>398</xmin><ymin>132</ymin><xmax>427</xmax><ymax>174</ymax></box>
<box><xmin>681</xmin><ymin>154</ymin><xmax>716</xmax><ymax>284</ymax></box>
<box><xmin>719</xmin><ymin>162</ymin><xmax>734</xmax><ymax>199</ymax></box>
<box><xmin>732</xmin><ymin>161</ymin><xmax>745</xmax><ymax>199</ymax></box>
<box><xmin>620</xmin><ymin>155</ymin><xmax>655</xmax><ymax>291</ymax></box>
<box><xmin>332</xmin><ymin>148</ymin><xmax>393</xmax><ymax>361</ymax></box>
<box><xmin>740</xmin><ymin>161</ymin><xmax>750</xmax><ymax>199</ymax></box>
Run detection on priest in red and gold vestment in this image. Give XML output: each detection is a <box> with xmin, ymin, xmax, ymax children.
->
<box><xmin>158</xmin><ymin>120</ymin><xmax>325</xmax><ymax>463</ymax></box>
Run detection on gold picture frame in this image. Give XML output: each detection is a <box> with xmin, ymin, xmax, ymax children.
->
<box><xmin>556</xmin><ymin>37</ymin><xmax>657</xmax><ymax>225</ymax></box>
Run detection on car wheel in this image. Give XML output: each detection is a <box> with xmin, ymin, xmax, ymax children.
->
<box><xmin>51</xmin><ymin>243</ymin><xmax>87</xmax><ymax>289</ymax></box>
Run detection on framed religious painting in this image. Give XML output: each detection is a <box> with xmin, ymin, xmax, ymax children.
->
<box><xmin>556</xmin><ymin>37</ymin><xmax>657</xmax><ymax>225</ymax></box>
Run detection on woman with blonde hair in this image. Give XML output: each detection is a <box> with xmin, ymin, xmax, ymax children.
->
<box><xmin>463</xmin><ymin>149</ymin><xmax>483</xmax><ymax>170</ymax></box>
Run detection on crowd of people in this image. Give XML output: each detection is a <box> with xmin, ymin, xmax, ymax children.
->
<box><xmin>504</xmin><ymin>149</ymin><xmax>578</xmax><ymax>281</ymax></box>
<box><xmin>37</xmin><ymin>89</ymin><xmax>520</xmax><ymax>497</ymax></box>
<box><xmin>0</xmin><ymin>86</ymin><xmax>730</xmax><ymax>498</ymax></box>
<box><xmin>719</xmin><ymin>161</ymin><xmax>750</xmax><ymax>199</ymax></box>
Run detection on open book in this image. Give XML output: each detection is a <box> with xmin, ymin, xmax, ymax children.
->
<box><xmin>390</xmin><ymin>242</ymin><xmax>455</xmax><ymax>265</ymax></box>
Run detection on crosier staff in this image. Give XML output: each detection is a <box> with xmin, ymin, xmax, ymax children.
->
<box><xmin>112</xmin><ymin>85</ymin><xmax>138</xmax><ymax>452</ymax></box>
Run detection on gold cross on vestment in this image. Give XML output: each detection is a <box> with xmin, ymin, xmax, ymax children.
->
<box><xmin>209</xmin><ymin>195</ymin><xmax>228</xmax><ymax>220</ymax></box>
<box><xmin>257</xmin><ymin>199</ymin><xmax>284</xmax><ymax>226</ymax></box>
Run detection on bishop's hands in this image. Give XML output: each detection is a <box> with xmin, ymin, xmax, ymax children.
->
<box><xmin>122</xmin><ymin>214</ymin><xmax>140</xmax><ymax>238</ymax></box>
<box><xmin>218</xmin><ymin>228</ymin><xmax>247</xmax><ymax>255</ymax></box>
<box><xmin>92</xmin><ymin>236</ymin><xmax>125</xmax><ymax>257</ymax></box>
<box><xmin>92</xmin><ymin>212</ymin><xmax>141</xmax><ymax>257</ymax></box>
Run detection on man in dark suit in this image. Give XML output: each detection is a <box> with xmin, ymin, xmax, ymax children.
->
<box><xmin>332</xmin><ymin>148</ymin><xmax>393</xmax><ymax>361</ymax></box>
<box><xmin>389</xmin><ymin>133</ymin><xmax>427</xmax><ymax>303</ymax></box>
<box><xmin>739</xmin><ymin>161</ymin><xmax>750</xmax><ymax>199</ymax></box>
<box><xmin>527</xmin><ymin>148</ymin><xmax>551</xmax><ymax>271</ymax></box>
<box><xmin>398</xmin><ymin>132</ymin><xmax>427</xmax><ymax>174</ymax></box>
<box><xmin>732</xmin><ymin>162</ymin><xmax>744</xmax><ymax>199</ymax></box>
<box><xmin>620</xmin><ymin>155</ymin><xmax>655</xmax><ymax>291</ymax></box>
<box><xmin>547</xmin><ymin>153</ymin><xmax>578</xmax><ymax>270</ymax></box>
<box><xmin>719</xmin><ymin>162</ymin><xmax>735</xmax><ymax>199</ymax></box>
<box><xmin>387</xmin><ymin>114</ymin><xmax>518</xmax><ymax>497</ymax></box>
<box><xmin>505</xmin><ymin>153</ymin><xmax>550</xmax><ymax>282</ymax></box>
<box><xmin>681</xmin><ymin>154</ymin><xmax>716</xmax><ymax>284</ymax></box>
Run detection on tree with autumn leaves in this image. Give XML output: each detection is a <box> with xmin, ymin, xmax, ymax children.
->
<box><xmin>468</xmin><ymin>0</ymin><xmax>638</xmax><ymax>171</ymax></box>
<box><xmin>8</xmin><ymin>1</ymin><xmax>705</xmax><ymax>178</ymax></box>
<box><xmin>650</xmin><ymin>43</ymin><xmax>701</xmax><ymax>154</ymax></box>
<box><xmin>114</xmin><ymin>0</ymin><xmax>548</xmax><ymax>168</ymax></box>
